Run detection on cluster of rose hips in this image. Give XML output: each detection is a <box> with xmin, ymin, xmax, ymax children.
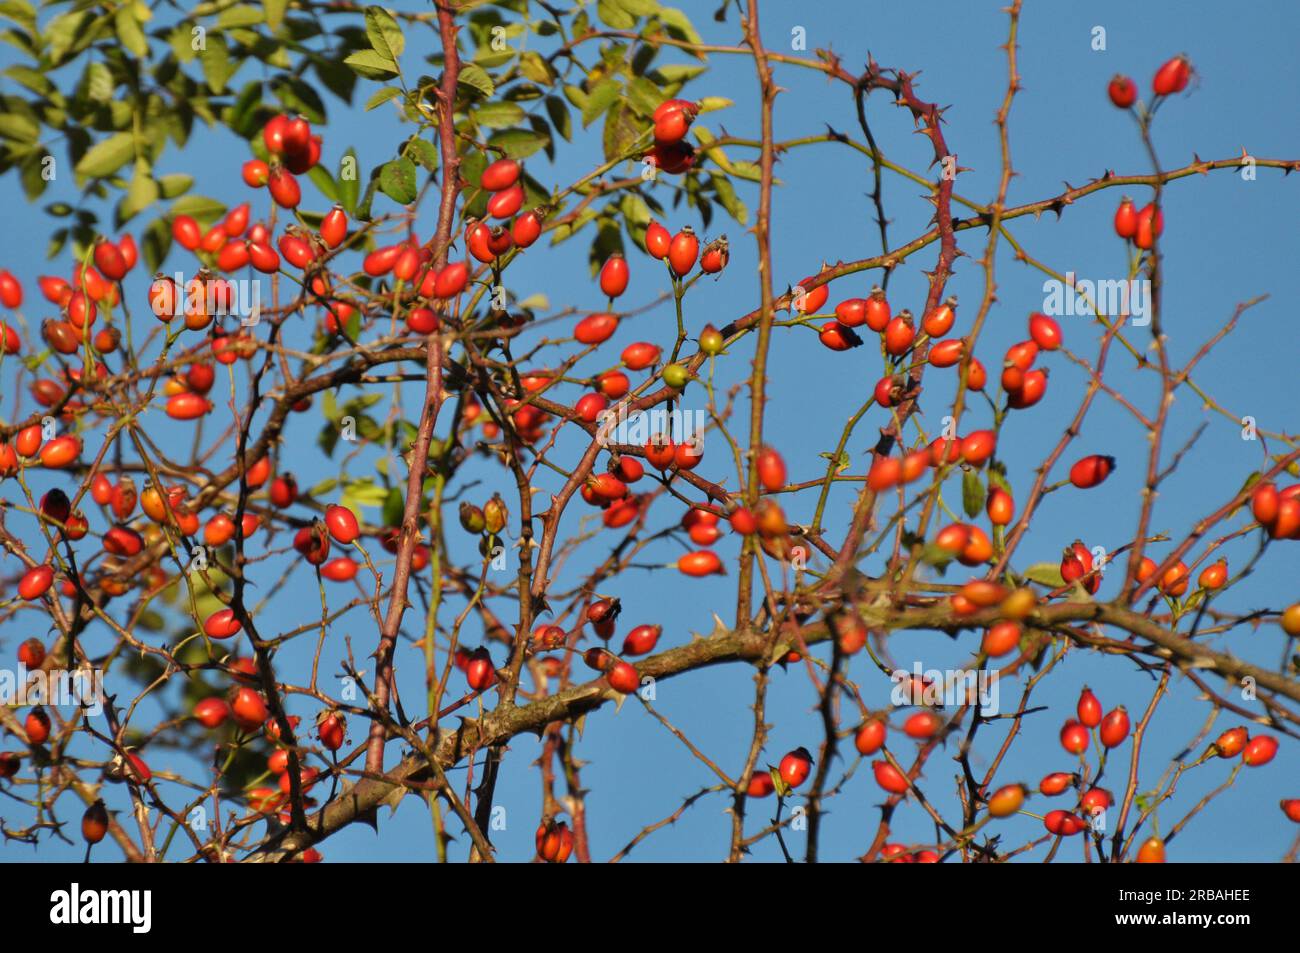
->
<box><xmin>536</xmin><ymin>819</ymin><xmax>575</xmax><ymax>863</ymax></box>
<box><xmin>1250</xmin><ymin>479</ymin><xmax>1300</xmax><ymax>541</ymax></box>
<box><xmin>0</xmin><ymin>245</ymin><xmax>141</xmax><ymax>411</ymax></box>
<box><xmin>645</xmin><ymin>99</ymin><xmax>698</xmax><ymax>174</ymax></box>
<box><xmin>239</xmin><ymin>113</ymin><xmax>322</xmax><ymax>208</ymax></box>
<box><xmin>1107</xmin><ymin>54</ymin><xmax>1193</xmax><ymax>110</ymax></box>
<box><xmin>1103</xmin><ymin>56</ymin><xmax>1193</xmax><ymax>251</ymax></box>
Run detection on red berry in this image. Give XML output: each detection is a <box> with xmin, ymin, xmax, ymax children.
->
<box><xmin>1069</xmin><ymin>454</ymin><xmax>1116</xmax><ymax>489</ymax></box>
<box><xmin>1134</xmin><ymin>203</ymin><xmax>1163</xmax><ymax>250</ymax></box>
<box><xmin>778</xmin><ymin>747</ymin><xmax>813</xmax><ymax>788</ymax></box>
<box><xmin>667</xmin><ymin>228</ymin><xmax>699</xmax><ymax>277</ymax></box>
<box><xmin>24</xmin><ymin>707</ymin><xmax>51</xmax><ymax>744</ymax></box>
<box><xmin>324</xmin><ymin>504</ymin><xmax>360</xmax><ymax>544</ymax></box>
<box><xmin>854</xmin><ymin>719</ymin><xmax>887</xmax><ymax>756</ymax></box>
<box><xmin>793</xmin><ymin>272</ymin><xmax>830</xmax><ymax>315</ymax></box>
<box><xmin>644</xmin><ymin>221</ymin><xmax>671</xmax><ymax>259</ymax></box>
<box><xmin>465</xmin><ymin>648</ymin><xmax>496</xmax><ymax>691</ymax></box>
<box><xmin>987</xmin><ymin>783</ymin><xmax>1027</xmax><ymax>818</ymax></box>
<box><xmin>756</xmin><ymin>446</ymin><xmax>786</xmax><ymax>492</ymax></box>
<box><xmin>1152</xmin><ymin>55</ymin><xmax>1192</xmax><ymax>97</ymax></box>
<box><xmin>982</xmin><ymin>620</ymin><xmax>1020</xmax><ymax>657</ymax></box>
<box><xmin>82</xmin><ymin>800</ymin><xmax>109</xmax><ymax>844</ymax></box>
<box><xmin>621</xmin><ymin>624</ymin><xmax>662</xmax><ymax>656</ymax></box>
<box><xmin>607</xmin><ymin>660</ymin><xmax>640</xmax><ymax>694</ymax></box>
<box><xmin>1076</xmin><ymin>687</ymin><xmax>1102</xmax><ymax>728</ymax></box>
<box><xmin>172</xmin><ymin>215</ymin><xmax>202</xmax><ymax>250</ymax></box>
<box><xmin>1099</xmin><ymin>707</ymin><xmax>1130</xmax><ymax>748</ymax></box>
<box><xmin>1242</xmin><ymin>734</ymin><xmax>1278</xmax><ymax>767</ymax></box>
<box><xmin>574</xmin><ymin>312</ymin><xmax>618</xmax><ymax>345</ymax></box>
<box><xmin>1039</xmin><ymin>772</ymin><xmax>1075</xmax><ymax>796</ymax></box>
<box><xmin>599</xmin><ymin>254</ymin><xmax>629</xmax><ymax>298</ymax></box>
<box><xmin>317</xmin><ymin>711</ymin><xmax>346</xmax><ymax>751</ymax></box>
<box><xmin>1059</xmin><ymin>719</ymin><xmax>1089</xmax><ymax>755</ymax></box>
<box><xmin>1043</xmin><ymin>809</ymin><xmax>1086</xmax><ymax>836</ymax></box>
<box><xmin>19</xmin><ymin>564</ymin><xmax>54</xmax><ymax>600</ymax></box>
<box><xmin>1028</xmin><ymin>312</ymin><xmax>1061</xmax><ymax>351</ymax></box>
<box><xmin>204</xmin><ymin>608</ymin><xmax>242</xmax><ymax>640</ymax></box>
<box><xmin>677</xmin><ymin>551</ymin><xmax>723</xmax><ymax>577</ymax></box>
<box><xmin>194</xmin><ymin>698</ymin><xmax>231</xmax><ymax>729</ymax></box>
<box><xmin>242</xmin><ymin>159</ymin><xmax>270</xmax><ymax>188</ymax></box>
<box><xmin>320</xmin><ymin>205</ymin><xmax>347</xmax><ymax>248</ymax></box>
<box><xmin>921</xmin><ymin>296</ymin><xmax>957</xmax><ymax>337</ymax></box>
<box><xmin>486</xmin><ymin>184</ymin><xmax>524</xmax><ymax>220</ymax></box>
<box><xmin>480</xmin><ymin>158</ymin><xmax>521</xmax><ymax>192</ymax></box>
<box><xmin>872</xmin><ymin>759</ymin><xmax>909</xmax><ymax>795</ymax></box>
<box><xmin>1107</xmin><ymin>75</ymin><xmax>1137</xmax><ymax>108</ymax></box>
<box><xmin>511</xmin><ymin>209</ymin><xmax>543</xmax><ymax>248</ymax></box>
<box><xmin>267</xmin><ymin>168</ymin><xmax>301</xmax><ymax>208</ymax></box>
<box><xmin>1114</xmin><ymin>197</ymin><xmax>1139</xmax><ymax>240</ymax></box>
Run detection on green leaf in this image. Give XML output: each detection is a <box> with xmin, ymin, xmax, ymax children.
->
<box><xmin>0</xmin><ymin>111</ymin><xmax>39</xmax><ymax>143</ymax></box>
<box><xmin>404</xmin><ymin>136</ymin><xmax>439</xmax><ymax>172</ymax></box>
<box><xmin>265</xmin><ymin>0</ymin><xmax>287</xmax><ymax>31</ymax></box>
<box><xmin>382</xmin><ymin>487</ymin><xmax>405</xmax><ymax>528</ymax></box>
<box><xmin>475</xmin><ymin>100</ymin><xmax>525</xmax><ymax>129</ymax></box>
<box><xmin>338</xmin><ymin>148</ymin><xmax>361</xmax><ymax>213</ymax></box>
<box><xmin>457</xmin><ymin>62</ymin><xmax>495</xmax><ymax>98</ymax></box>
<box><xmin>308</xmin><ymin>163</ymin><xmax>339</xmax><ymax>202</ymax></box>
<box><xmin>308</xmin><ymin>477</ymin><xmax>338</xmax><ymax>498</ymax></box>
<box><xmin>545</xmin><ymin>95</ymin><xmax>572</xmax><ymax>141</ymax></box>
<box><xmin>655</xmin><ymin>63</ymin><xmax>707</xmax><ymax>84</ymax></box>
<box><xmin>142</xmin><ymin>216</ymin><xmax>172</xmax><ymax>273</ymax></box>
<box><xmin>488</xmin><ymin>127</ymin><xmax>549</xmax><ymax>160</ymax></box>
<box><xmin>46</xmin><ymin>10</ymin><xmax>92</xmax><ymax>64</ymax></box>
<box><xmin>343</xmin><ymin>479</ymin><xmax>390</xmax><ymax>508</ymax></box>
<box><xmin>74</xmin><ymin>131</ymin><xmax>135</xmax><ymax>180</ymax></box>
<box><xmin>0</xmin><ymin>1</ymin><xmax>36</xmax><ymax>32</ymax></box>
<box><xmin>710</xmin><ymin>174</ymin><xmax>748</xmax><ymax>225</ymax></box>
<box><xmin>118</xmin><ymin>164</ymin><xmax>159</xmax><ymax>223</ymax></box>
<box><xmin>365</xmin><ymin>85</ymin><xmax>403</xmax><ymax>111</ymax></box>
<box><xmin>200</xmin><ymin>34</ymin><xmax>236</xmax><ymax>94</ymax></box>
<box><xmin>618</xmin><ymin>0</ymin><xmax>661</xmax><ymax>15</ymax></box>
<box><xmin>344</xmin><ymin>49</ymin><xmax>398</xmax><ymax>78</ymax></box>
<box><xmin>272</xmin><ymin>75</ymin><xmax>327</xmax><ymax>124</ymax></box>
<box><xmin>695</xmin><ymin>126</ymin><xmax>764</xmax><ymax>182</ymax></box>
<box><xmin>597</xmin><ymin>0</ymin><xmax>636</xmax><ymax>29</ymax></box>
<box><xmin>318</xmin><ymin>423</ymin><xmax>340</xmax><ymax>458</ymax></box>
<box><xmin>583</xmin><ymin>77</ymin><xmax>621</xmax><ymax>127</ymax></box>
<box><xmin>3</xmin><ymin>65</ymin><xmax>52</xmax><ymax>96</ymax></box>
<box><xmin>378</xmin><ymin>156</ymin><xmax>417</xmax><ymax>205</ymax></box>
<box><xmin>656</xmin><ymin>6</ymin><xmax>703</xmax><ymax>47</ymax></box>
<box><xmin>170</xmin><ymin>194</ymin><xmax>227</xmax><ymax>223</ymax></box>
<box><xmin>216</xmin><ymin>4</ymin><xmax>263</xmax><ymax>29</ymax></box>
<box><xmin>962</xmin><ymin>470</ymin><xmax>986</xmax><ymax>519</ymax></box>
<box><xmin>625</xmin><ymin>76</ymin><xmax>663</xmax><ymax>118</ymax></box>
<box><xmin>517</xmin><ymin>50</ymin><xmax>554</xmax><ymax>85</ymax></box>
<box><xmin>602</xmin><ymin>102</ymin><xmax>640</xmax><ymax>162</ymax></box>
<box><xmin>84</xmin><ymin>61</ymin><xmax>115</xmax><ymax>103</ymax></box>
<box><xmin>114</xmin><ymin>4</ymin><xmax>148</xmax><ymax>58</ymax></box>
<box><xmin>19</xmin><ymin>151</ymin><xmax>48</xmax><ymax>201</ymax></box>
<box><xmin>158</xmin><ymin>173</ymin><xmax>194</xmax><ymax>199</ymax></box>
<box><xmin>1024</xmin><ymin>563</ymin><xmax>1066</xmax><ymax>588</ymax></box>
<box><xmin>365</xmin><ymin>5</ymin><xmax>404</xmax><ymax>60</ymax></box>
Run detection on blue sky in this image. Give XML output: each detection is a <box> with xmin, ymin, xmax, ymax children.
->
<box><xmin>2</xmin><ymin>1</ymin><xmax>1297</xmax><ymax>862</ymax></box>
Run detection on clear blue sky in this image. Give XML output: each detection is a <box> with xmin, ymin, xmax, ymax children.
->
<box><xmin>2</xmin><ymin>1</ymin><xmax>1297</xmax><ymax>862</ymax></box>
